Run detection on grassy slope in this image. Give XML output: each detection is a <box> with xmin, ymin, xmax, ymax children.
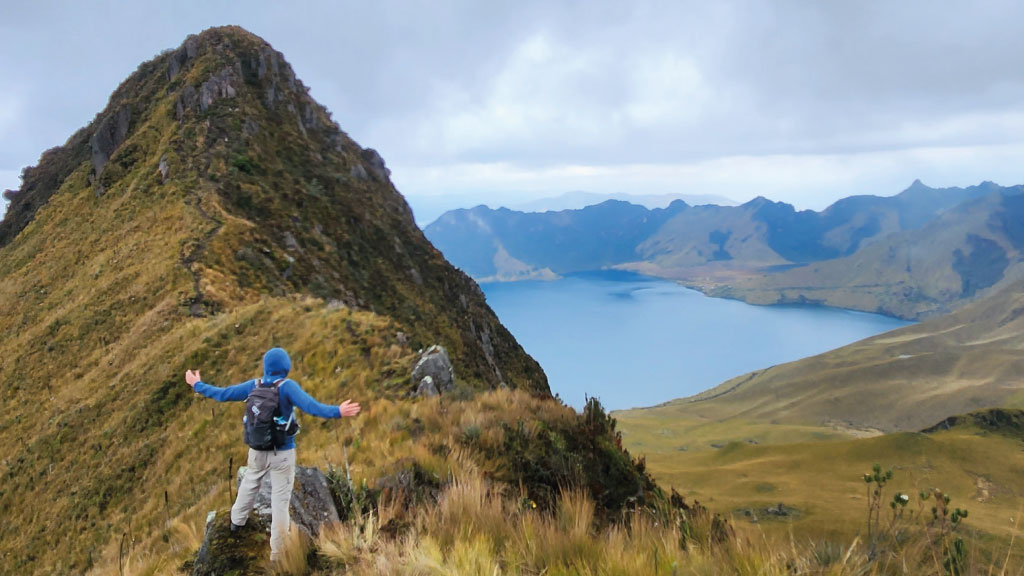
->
<box><xmin>0</xmin><ymin>159</ymin><xmax>427</xmax><ymax>569</ymax></box>
<box><xmin>625</xmin><ymin>279</ymin><xmax>1024</xmax><ymax>434</ymax></box>
<box><xmin>0</xmin><ymin>27</ymin><xmax>604</xmax><ymax>574</ymax></box>
<box><xmin>616</xmin><ymin>281</ymin><xmax>1024</xmax><ymax>551</ymax></box>
<box><xmin>618</xmin><ymin>417</ymin><xmax>1024</xmax><ymax>548</ymax></box>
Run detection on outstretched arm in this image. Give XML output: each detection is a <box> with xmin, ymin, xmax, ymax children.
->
<box><xmin>185</xmin><ymin>369</ymin><xmax>254</xmax><ymax>402</ymax></box>
<box><xmin>285</xmin><ymin>381</ymin><xmax>361</xmax><ymax>419</ymax></box>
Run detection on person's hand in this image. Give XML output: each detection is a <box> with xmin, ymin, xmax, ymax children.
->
<box><xmin>185</xmin><ymin>369</ymin><xmax>202</xmax><ymax>389</ymax></box>
<box><xmin>339</xmin><ymin>399</ymin><xmax>361</xmax><ymax>418</ymax></box>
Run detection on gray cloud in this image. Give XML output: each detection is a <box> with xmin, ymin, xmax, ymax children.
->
<box><xmin>2</xmin><ymin>0</ymin><xmax>1023</xmax><ymax>219</ymax></box>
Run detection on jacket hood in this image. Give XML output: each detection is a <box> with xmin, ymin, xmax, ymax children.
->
<box><xmin>263</xmin><ymin>347</ymin><xmax>291</xmax><ymax>380</ymax></box>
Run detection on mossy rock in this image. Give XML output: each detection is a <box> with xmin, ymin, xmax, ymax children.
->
<box><xmin>191</xmin><ymin>510</ymin><xmax>270</xmax><ymax>576</ymax></box>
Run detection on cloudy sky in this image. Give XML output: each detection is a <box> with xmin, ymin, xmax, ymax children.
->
<box><xmin>2</xmin><ymin>1</ymin><xmax>1023</xmax><ymax>222</ymax></box>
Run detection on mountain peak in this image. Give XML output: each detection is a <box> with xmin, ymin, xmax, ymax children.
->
<box><xmin>1</xmin><ymin>25</ymin><xmax>364</xmax><ymax>245</ymax></box>
<box><xmin>906</xmin><ymin>178</ymin><xmax>930</xmax><ymax>191</ymax></box>
<box><xmin>194</xmin><ymin>24</ymin><xmax>266</xmax><ymax>43</ymax></box>
<box><xmin>741</xmin><ymin>195</ymin><xmax>775</xmax><ymax>208</ymax></box>
<box><xmin>0</xmin><ymin>27</ymin><xmax>546</xmax><ymax>391</ymax></box>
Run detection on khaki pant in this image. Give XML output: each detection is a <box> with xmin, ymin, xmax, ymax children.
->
<box><xmin>231</xmin><ymin>448</ymin><xmax>297</xmax><ymax>559</ymax></box>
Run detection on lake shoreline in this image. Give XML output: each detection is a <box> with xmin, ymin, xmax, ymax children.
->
<box><xmin>483</xmin><ymin>267</ymin><xmax>917</xmax><ymax>322</ymax></box>
<box><xmin>481</xmin><ymin>270</ymin><xmax>911</xmax><ymax>412</ymax></box>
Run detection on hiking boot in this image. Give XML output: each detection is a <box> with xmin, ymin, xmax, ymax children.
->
<box><xmin>230</xmin><ymin>522</ymin><xmax>244</xmax><ymax>534</ymax></box>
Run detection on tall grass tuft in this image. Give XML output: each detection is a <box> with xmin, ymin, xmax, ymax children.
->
<box><xmin>310</xmin><ymin>459</ymin><xmax>1020</xmax><ymax>576</ymax></box>
<box><xmin>267</xmin><ymin>528</ymin><xmax>310</xmax><ymax>576</ymax></box>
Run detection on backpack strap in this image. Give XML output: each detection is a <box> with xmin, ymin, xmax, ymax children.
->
<box><xmin>255</xmin><ymin>377</ymin><xmax>286</xmax><ymax>388</ymax></box>
<box><xmin>270</xmin><ymin>378</ymin><xmax>286</xmax><ymax>412</ymax></box>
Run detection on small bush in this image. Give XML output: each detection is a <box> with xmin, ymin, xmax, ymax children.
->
<box><xmin>231</xmin><ymin>154</ymin><xmax>257</xmax><ymax>174</ymax></box>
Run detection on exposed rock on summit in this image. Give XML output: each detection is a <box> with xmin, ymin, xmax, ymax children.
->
<box><xmin>361</xmin><ymin>148</ymin><xmax>391</xmax><ymax>181</ymax></box>
<box><xmin>167</xmin><ymin>35</ymin><xmax>199</xmax><ymax>80</ymax></box>
<box><xmin>89</xmin><ymin>105</ymin><xmax>131</xmax><ymax>189</ymax></box>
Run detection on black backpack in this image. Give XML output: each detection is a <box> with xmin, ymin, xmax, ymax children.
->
<box><xmin>244</xmin><ymin>378</ymin><xmax>288</xmax><ymax>450</ymax></box>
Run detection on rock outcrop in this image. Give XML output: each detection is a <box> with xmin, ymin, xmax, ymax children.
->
<box><xmin>167</xmin><ymin>35</ymin><xmax>199</xmax><ymax>80</ymax></box>
<box><xmin>411</xmin><ymin>345</ymin><xmax>454</xmax><ymax>395</ymax></box>
<box><xmin>415</xmin><ymin>375</ymin><xmax>440</xmax><ymax>397</ymax></box>
<box><xmin>234</xmin><ymin>464</ymin><xmax>340</xmax><ymax>538</ymax></box>
<box><xmin>89</xmin><ymin>104</ymin><xmax>131</xmax><ymax>188</ymax></box>
<box><xmin>361</xmin><ymin>148</ymin><xmax>391</xmax><ymax>181</ymax></box>
<box><xmin>191</xmin><ymin>511</ymin><xmax>269</xmax><ymax>576</ymax></box>
<box><xmin>199</xmin><ymin>66</ymin><xmax>239</xmax><ymax>112</ymax></box>
<box><xmin>190</xmin><ymin>465</ymin><xmax>340</xmax><ymax>574</ymax></box>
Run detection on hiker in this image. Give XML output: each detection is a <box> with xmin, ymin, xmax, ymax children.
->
<box><xmin>185</xmin><ymin>347</ymin><xmax>361</xmax><ymax>561</ymax></box>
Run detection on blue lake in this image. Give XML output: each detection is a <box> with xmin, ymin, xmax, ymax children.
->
<box><xmin>481</xmin><ymin>270</ymin><xmax>912</xmax><ymax>411</ymax></box>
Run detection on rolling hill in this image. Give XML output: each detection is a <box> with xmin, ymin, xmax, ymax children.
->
<box><xmin>617</xmin><ymin>411</ymin><xmax>1024</xmax><ymax>547</ymax></box>
<box><xmin>614</xmin><ymin>276</ymin><xmax>1024</xmax><ymax>546</ymax></box>
<box><xmin>621</xmin><ymin>275</ymin><xmax>1024</xmax><ymax>435</ymax></box>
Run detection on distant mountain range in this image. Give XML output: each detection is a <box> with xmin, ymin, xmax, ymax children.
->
<box><xmin>688</xmin><ymin>187</ymin><xmax>1024</xmax><ymax>318</ymax></box>
<box><xmin>509</xmin><ymin>190</ymin><xmax>736</xmax><ymax>212</ymax></box>
<box><xmin>425</xmin><ymin>200</ymin><xmax>688</xmax><ymax>281</ymax></box>
<box><xmin>407</xmin><ymin>190</ymin><xmax>734</xmax><ymax>227</ymax></box>
<box><xmin>424</xmin><ymin>180</ymin><xmax>1024</xmax><ymax>319</ymax></box>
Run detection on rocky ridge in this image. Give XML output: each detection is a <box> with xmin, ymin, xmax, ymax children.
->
<box><xmin>0</xmin><ymin>26</ymin><xmax>591</xmax><ymax>574</ymax></box>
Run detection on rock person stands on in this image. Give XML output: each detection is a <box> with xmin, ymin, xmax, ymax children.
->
<box><xmin>185</xmin><ymin>347</ymin><xmax>361</xmax><ymax>562</ymax></box>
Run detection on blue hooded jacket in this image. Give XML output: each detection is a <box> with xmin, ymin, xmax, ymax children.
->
<box><xmin>194</xmin><ymin>348</ymin><xmax>340</xmax><ymax>450</ymax></box>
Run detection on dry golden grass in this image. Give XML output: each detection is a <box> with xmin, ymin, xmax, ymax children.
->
<box><xmin>615</xmin><ymin>412</ymin><xmax>1024</xmax><ymax>561</ymax></box>
<box><xmin>269</xmin><ymin>529</ymin><xmax>312</xmax><ymax>576</ymax></box>
<box><xmin>71</xmin><ymin>372</ymin><xmax>622</xmax><ymax>575</ymax></box>
<box><xmin>309</xmin><ymin>462</ymin><xmax>1020</xmax><ymax>576</ymax></box>
<box><xmin>1</xmin><ymin>26</ymin><xmax>549</xmax><ymax>573</ymax></box>
<box><xmin>57</xmin><ymin>306</ymin><xmax>1019</xmax><ymax>576</ymax></box>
